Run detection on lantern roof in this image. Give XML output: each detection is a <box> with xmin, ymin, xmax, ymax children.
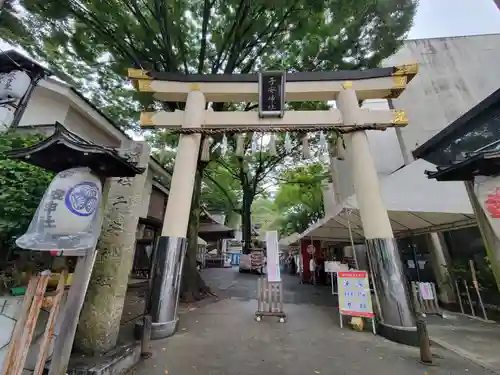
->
<box><xmin>0</xmin><ymin>49</ymin><xmax>52</xmax><ymax>78</ymax></box>
<box><xmin>6</xmin><ymin>122</ymin><xmax>146</xmax><ymax>177</ymax></box>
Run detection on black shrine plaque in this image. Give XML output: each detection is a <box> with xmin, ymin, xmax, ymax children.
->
<box><xmin>258</xmin><ymin>71</ymin><xmax>286</xmax><ymax>118</ymax></box>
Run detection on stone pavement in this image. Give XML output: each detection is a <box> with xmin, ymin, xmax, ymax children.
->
<box><xmin>125</xmin><ymin>268</ymin><xmax>493</xmax><ymax>375</ymax></box>
<box><xmin>427</xmin><ymin>312</ymin><xmax>500</xmax><ymax>374</ymax></box>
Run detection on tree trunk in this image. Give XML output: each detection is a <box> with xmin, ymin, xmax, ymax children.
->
<box><xmin>241</xmin><ymin>188</ymin><xmax>253</xmax><ymax>254</ymax></box>
<box><xmin>180</xmin><ymin>163</ymin><xmax>211</xmax><ymax>301</ymax></box>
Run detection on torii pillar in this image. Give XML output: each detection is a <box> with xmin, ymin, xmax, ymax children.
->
<box><xmin>145</xmin><ymin>86</ymin><xmax>205</xmax><ymax>339</ymax></box>
<box><xmin>337</xmin><ymin>82</ymin><xmax>417</xmax><ymax>345</ymax></box>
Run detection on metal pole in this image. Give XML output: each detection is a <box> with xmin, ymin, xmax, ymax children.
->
<box><xmin>469</xmin><ymin>260</ymin><xmax>488</xmax><ymax>320</ymax></box>
<box><xmin>10</xmin><ymin>76</ymin><xmax>43</xmax><ymax>130</ymax></box>
<box><xmin>454</xmin><ymin>279</ymin><xmax>465</xmax><ymax>314</ymax></box>
<box><xmin>463</xmin><ymin>279</ymin><xmax>475</xmax><ymax>316</ymax></box>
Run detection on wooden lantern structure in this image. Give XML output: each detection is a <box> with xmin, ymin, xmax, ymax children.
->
<box><xmin>5</xmin><ymin>123</ymin><xmax>145</xmax><ymax>375</ymax></box>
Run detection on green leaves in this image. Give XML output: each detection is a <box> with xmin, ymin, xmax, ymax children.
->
<box><xmin>275</xmin><ymin>163</ymin><xmax>327</xmax><ymax>236</ymax></box>
<box><xmin>0</xmin><ymin>133</ymin><xmax>54</xmax><ymax>252</ymax></box>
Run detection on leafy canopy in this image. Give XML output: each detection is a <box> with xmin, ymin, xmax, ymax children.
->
<box><xmin>0</xmin><ymin>133</ymin><xmax>54</xmax><ymax>252</ymax></box>
<box><xmin>2</xmin><ymin>0</ymin><xmax>417</xmax><ymax>128</ymax></box>
<box><xmin>275</xmin><ymin>162</ymin><xmax>328</xmax><ymax>236</ymax></box>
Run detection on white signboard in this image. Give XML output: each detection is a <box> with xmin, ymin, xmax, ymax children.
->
<box><xmin>265</xmin><ymin>231</ymin><xmax>281</xmax><ymax>282</ymax></box>
<box><xmin>418</xmin><ymin>282</ymin><xmax>434</xmax><ymax>301</ymax></box>
<box><xmin>325</xmin><ymin>261</ymin><xmax>348</xmax><ymax>273</ymax></box>
<box><xmin>337</xmin><ymin>271</ymin><xmax>374</xmax><ymax>318</ymax></box>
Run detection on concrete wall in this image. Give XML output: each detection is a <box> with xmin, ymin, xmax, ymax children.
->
<box><xmin>18</xmin><ymin>86</ymin><xmax>70</xmax><ymax>126</ymax></box>
<box><xmin>63</xmin><ymin>107</ymin><xmax>120</xmax><ymax>148</ymax></box>
<box><xmin>383</xmin><ymin>33</ymin><xmax>500</xmax><ymax>163</ymax></box>
<box><xmin>329</xmin><ymin>34</ymin><xmax>500</xmax><ymax>207</ymax></box>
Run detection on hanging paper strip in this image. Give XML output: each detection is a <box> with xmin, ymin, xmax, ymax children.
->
<box><xmin>319</xmin><ymin>131</ymin><xmax>327</xmax><ymax>153</ymax></box>
<box><xmin>235</xmin><ymin>133</ymin><xmax>245</xmax><ymax>157</ymax></box>
<box><xmin>251</xmin><ymin>133</ymin><xmax>258</xmax><ymax>153</ymax></box>
<box><xmin>200</xmin><ymin>137</ymin><xmax>213</xmax><ymax>162</ymax></box>
<box><xmin>284</xmin><ymin>132</ymin><xmax>292</xmax><ymax>153</ymax></box>
<box><xmin>221</xmin><ymin>133</ymin><xmax>228</xmax><ymax>156</ymax></box>
<box><xmin>268</xmin><ymin>134</ymin><xmax>277</xmax><ymax>156</ymax></box>
<box><xmin>302</xmin><ymin>134</ymin><xmax>311</xmax><ymax>158</ymax></box>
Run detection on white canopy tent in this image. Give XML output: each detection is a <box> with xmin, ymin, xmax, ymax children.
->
<box><xmin>279</xmin><ymin>232</ymin><xmax>301</xmax><ymax>250</ymax></box>
<box><xmin>297</xmin><ymin>159</ymin><xmax>476</xmax><ymax>244</ymax></box>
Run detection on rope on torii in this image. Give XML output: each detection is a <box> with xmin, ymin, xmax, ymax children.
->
<box><xmin>164</xmin><ymin>123</ymin><xmax>392</xmax><ymax>134</ymax></box>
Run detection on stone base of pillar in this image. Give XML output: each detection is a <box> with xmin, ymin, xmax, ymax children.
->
<box><xmin>366</xmin><ymin>238</ymin><xmax>419</xmax><ymax>346</ymax></box>
<box><xmin>377</xmin><ymin>322</ymin><xmax>419</xmax><ymax>347</ymax></box>
<box><xmin>136</xmin><ymin>236</ymin><xmax>187</xmax><ymax>340</ymax></box>
<box><xmin>135</xmin><ymin>317</ymin><xmax>178</xmax><ymax>340</ymax></box>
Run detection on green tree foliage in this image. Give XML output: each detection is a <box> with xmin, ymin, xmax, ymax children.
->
<box><xmin>251</xmin><ymin>198</ymin><xmax>281</xmax><ymax>233</ymax></box>
<box><xmin>0</xmin><ymin>133</ymin><xmax>53</xmax><ymax>254</ymax></box>
<box><xmin>3</xmin><ymin>0</ymin><xmax>416</xmax><ymax>295</ymax></box>
<box><xmin>275</xmin><ymin>163</ymin><xmax>328</xmax><ymax>237</ymax></box>
<box><xmin>3</xmin><ymin>0</ymin><xmax>417</xmax><ymax>126</ymax></box>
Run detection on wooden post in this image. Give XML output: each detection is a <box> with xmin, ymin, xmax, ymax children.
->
<box><xmin>416</xmin><ymin>314</ymin><xmax>433</xmax><ymax>365</ymax></box>
<box><xmin>33</xmin><ymin>271</ymin><xmax>67</xmax><ymax>375</ymax></box>
<box><xmin>48</xmin><ymin>250</ymin><xmax>98</xmax><ymax>375</ymax></box>
<box><xmin>12</xmin><ymin>272</ymin><xmax>51</xmax><ymax>375</ymax></box>
<box><xmin>0</xmin><ymin>276</ymin><xmax>39</xmax><ymax>375</ymax></box>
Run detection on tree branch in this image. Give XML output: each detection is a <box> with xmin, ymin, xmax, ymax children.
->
<box><xmin>203</xmin><ymin>171</ymin><xmax>238</xmax><ymax>212</ymax></box>
<box><xmin>198</xmin><ymin>0</ymin><xmax>213</xmax><ymax>73</ymax></box>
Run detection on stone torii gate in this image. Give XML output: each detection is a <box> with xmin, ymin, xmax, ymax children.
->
<box><xmin>128</xmin><ymin>65</ymin><xmax>419</xmax><ymax>344</ymax></box>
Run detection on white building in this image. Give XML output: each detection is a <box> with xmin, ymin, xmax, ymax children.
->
<box><xmin>332</xmin><ymin>33</ymin><xmax>500</xmax><ymax>204</ymax></box>
<box><xmin>14</xmin><ymin>76</ymin><xmax>171</xmax><ymax>229</ymax></box>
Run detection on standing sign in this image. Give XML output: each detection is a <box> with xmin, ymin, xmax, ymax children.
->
<box><xmin>338</xmin><ymin>271</ymin><xmax>374</xmax><ymax>318</ymax></box>
<box><xmin>337</xmin><ymin>271</ymin><xmax>376</xmax><ymax>333</ymax></box>
<box><xmin>258</xmin><ymin>71</ymin><xmax>285</xmax><ymax>118</ymax></box>
<box><xmin>266</xmin><ymin>231</ymin><xmax>281</xmax><ymax>282</ymax></box>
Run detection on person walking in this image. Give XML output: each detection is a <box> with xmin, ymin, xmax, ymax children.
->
<box><xmin>309</xmin><ymin>255</ymin><xmax>316</xmax><ymax>285</ymax></box>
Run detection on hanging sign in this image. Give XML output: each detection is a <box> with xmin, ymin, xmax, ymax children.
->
<box><xmin>306</xmin><ymin>244</ymin><xmax>316</xmax><ymax>255</ymax></box>
<box><xmin>337</xmin><ymin>271</ymin><xmax>374</xmax><ymax>318</ymax></box>
<box><xmin>258</xmin><ymin>71</ymin><xmax>285</xmax><ymax>118</ymax></box>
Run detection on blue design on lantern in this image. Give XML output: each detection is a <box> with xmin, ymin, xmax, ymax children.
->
<box><xmin>65</xmin><ymin>181</ymin><xmax>99</xmax><ymax>217</ymax></box>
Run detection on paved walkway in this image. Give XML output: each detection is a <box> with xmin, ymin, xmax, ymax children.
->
<box><xmin>126</xmin><ymin>268</ymin><xmax>493</xmax><ymax>375</ymax></box>
<box><xmin>427</xmin><ymin>312</ymin><xmax>500</xmax><ymax>374</ymax></box>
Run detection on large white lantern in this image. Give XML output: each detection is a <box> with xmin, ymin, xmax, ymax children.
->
<box><xmin>16</xmin><ymin>167</ymin><xmax>104</xmax><ymax>252</ymax></box>
<box><xmin>0</xmin><ymin>105</ymin><xmax>14</xmax><ymax>131</ymax></box>
<box><xmin>0</xmin><ymin>70</ymin><xmax>32</xmax><ymax>100</ymax></box>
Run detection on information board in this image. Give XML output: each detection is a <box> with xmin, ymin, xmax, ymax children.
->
<box><xmin>337</xmin><ymin>271</ymin><xmax>374</xmax><ymax>318</ymax></box>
